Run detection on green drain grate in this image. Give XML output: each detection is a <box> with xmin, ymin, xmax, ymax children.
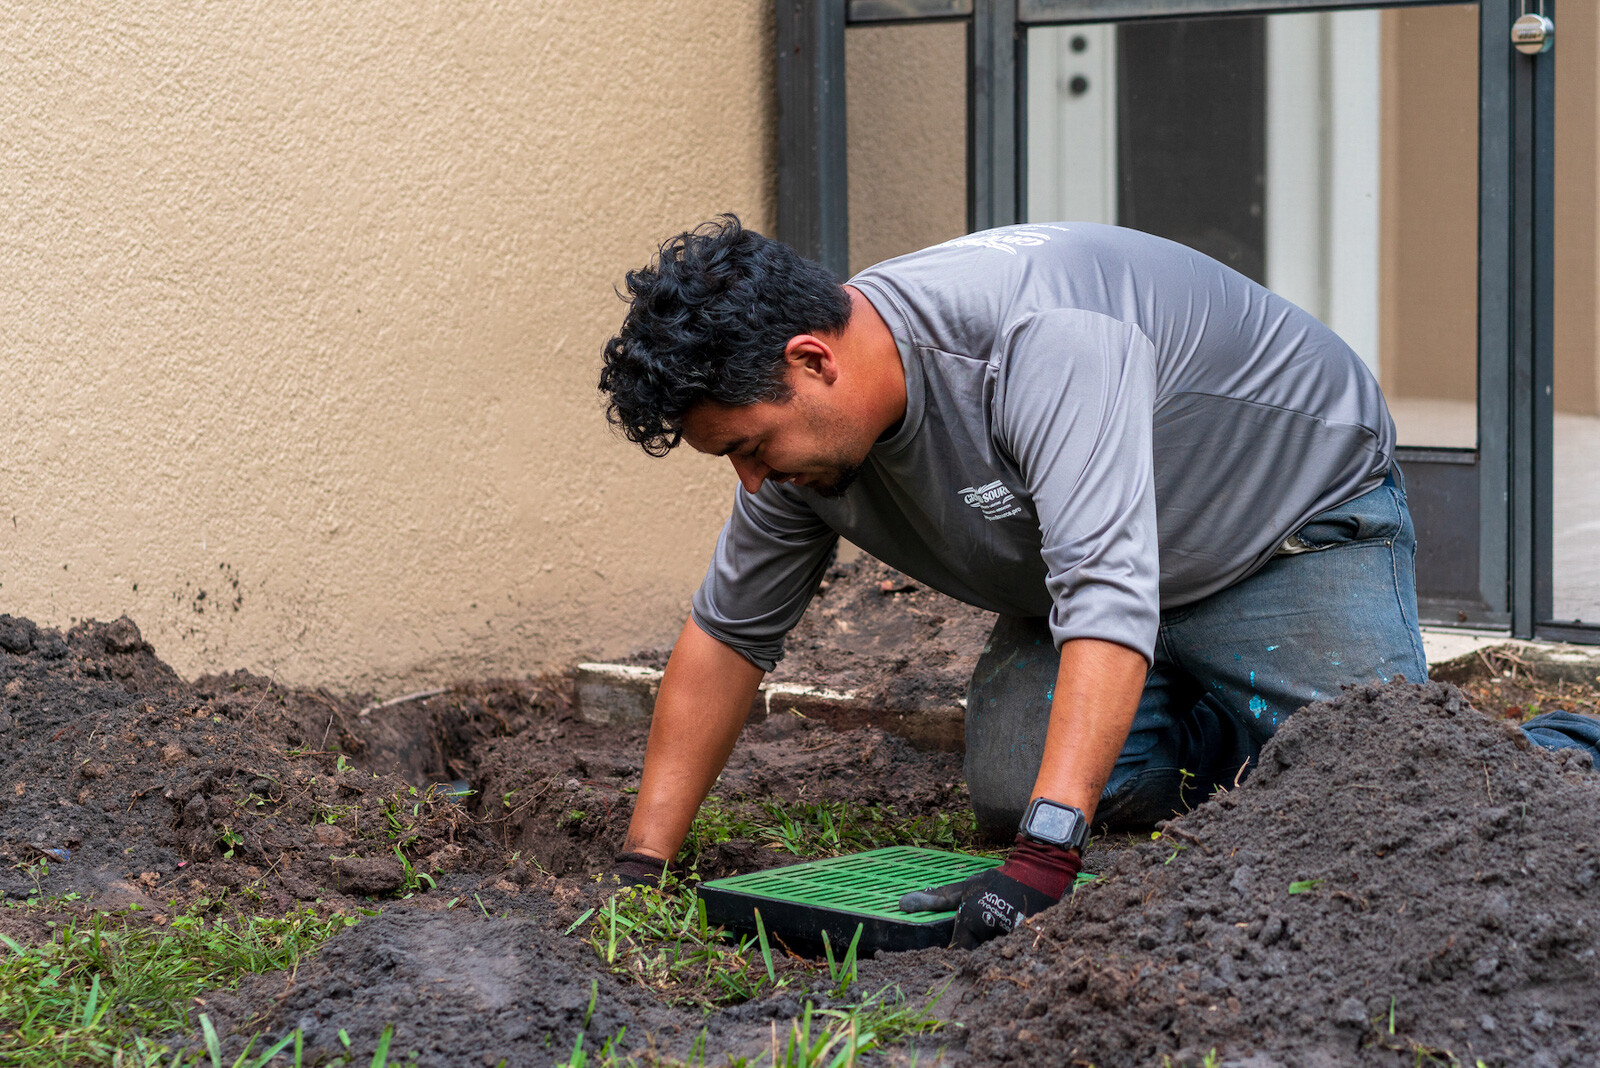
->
<box><xmin>698</xmin><ymin>846</ymin><xmax>1002</xmax><ymax>954</ymax></box>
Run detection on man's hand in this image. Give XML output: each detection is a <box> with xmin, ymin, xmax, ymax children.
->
<box><xmin>899</xmin><ymin>837</ymin><xmax>1081</xmax><ymax>948</ymax></box>
<box><xmin>612</xmin><ymin>851</ymin><xmax>675</xmax><ymax>888</ymax></box>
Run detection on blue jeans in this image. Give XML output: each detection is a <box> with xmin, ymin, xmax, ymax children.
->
<box><xmin>964</xmin><ymin>469</ymin><xmax>1429</xmax><ymax>837</ymax></box>
<box><xmin>1523</xmin><ymin>710</ymin><xmax>1600</xmax><ymax>761</ymax></box>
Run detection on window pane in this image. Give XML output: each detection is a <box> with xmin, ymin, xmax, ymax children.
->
<box><xmin>1552</xmin><ymin>4</ymin><xmax>1600</xmax><ymax>625</ymax></box>
<box><xmin>1026</xmin><ymin>6</ymin><xmax>1480</xmax><ymax>448</ymax></box>
<box><xmin>846</xmin><ymin>22</ymin><xmax>967</xmax><ymax>276</ymax></box>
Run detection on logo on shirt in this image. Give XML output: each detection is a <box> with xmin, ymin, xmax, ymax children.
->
<box><xmin>938</xmin><ymin>224</ymin><xmax>1072</xmax><ymax>255</ymax></box>
<box><xmin>959</xmin><ymin>480</ymin><xmax>1023</xmax><ymax>521</ymax></box>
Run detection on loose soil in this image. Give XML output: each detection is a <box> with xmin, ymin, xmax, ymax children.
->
<box><xmin>626</xmin><ymin>556</ymin><xmax>998</xmax><ymax>713</ymax></box>
<box><xmin>4</xmin><ymin>589</ymin><xmax>1600</xmax><ymax>1065</ymax></box>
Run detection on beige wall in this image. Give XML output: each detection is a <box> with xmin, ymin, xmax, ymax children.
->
<box><xmin>8</xmin><ymin>4</ymin><xmax>1593</xmax><ymax>691</ymax></box>
<box><xmin>1</xmin><ymin>1</ymin><xmax>775</xmax><ymax>690</ymax></box>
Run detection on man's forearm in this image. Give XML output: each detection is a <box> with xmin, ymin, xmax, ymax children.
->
<box><xmin>622</xmin><ymin>617</ymin><xmax>765</xmax><ymax>861</ymax></box>
<box><xmin>1029</xmin><ymin>637</ymin><xmax>1148</xmax><ymax>822</ymax></box>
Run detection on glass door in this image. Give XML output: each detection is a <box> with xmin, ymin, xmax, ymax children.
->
<box><xmin>1548</xmin><ymin>0</ymin><xmax>1600</xmax><ymax>637</ymax></box>
<box><xmin>778</xmin><ymin>0</ymin><xmax>1577</xmax><ymax>641</ymax></box>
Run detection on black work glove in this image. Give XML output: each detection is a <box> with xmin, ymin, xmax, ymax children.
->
<box><xmin>612</xmin><ymin>851</ymin><xmax>674</xmax><ymax>888</ymax></box>
<box><xmin>899</xmin><ymin>838</ymin><xmax>1080</xmax><ymax>949</ymax></box>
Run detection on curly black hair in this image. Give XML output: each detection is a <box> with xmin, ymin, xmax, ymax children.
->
<box><xmin>598</xmin><ymin>215</ymin><xmax>852</xmax><ymax>456</ymax></box>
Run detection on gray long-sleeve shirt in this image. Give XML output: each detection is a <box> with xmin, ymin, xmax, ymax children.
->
<box><xmin>691</xmin><ymin>223</ymin><xmax>1395</xmax><ymax>669</ymax></box>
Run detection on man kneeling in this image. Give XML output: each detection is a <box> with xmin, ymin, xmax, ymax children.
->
<box><xmin>595</xmin><ymin>216</ymin><xmax>1588</xmax><ymax>947</ymax></box>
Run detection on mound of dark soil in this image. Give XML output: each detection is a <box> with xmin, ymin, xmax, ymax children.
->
<box><xmin>889</xmin><ymin>680</ymin><xmax>1600</xmax><ymax>1067</ymax></box>
<box><xmin>262</xmin><ymin>905</ymin><xmax>676</xmax><ymax>1065</ymax></box>
<box><xmin>0</xmin><ymin>615</ymin><xmax>524</xmax><ymax>913</ymax></box>
<box><xmin>470</xmin><ymin>707</ymin><xmax>968</xmax><ymax>881</ymax></box>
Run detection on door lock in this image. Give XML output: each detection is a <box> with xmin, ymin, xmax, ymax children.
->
<box><xmin>1512</xmin><ymin>12</ymin><xmax>1554</xmax><ymax>55</ymax></box>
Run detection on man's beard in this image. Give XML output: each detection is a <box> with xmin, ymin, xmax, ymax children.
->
<box><xmin>808</xmin><ymin>461</ymin><xmax>862</xmax><ymax>499</ymax></box>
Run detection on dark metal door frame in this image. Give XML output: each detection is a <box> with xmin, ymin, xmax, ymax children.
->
<box><xmin>776</xmin><ymin>0</ymin><xmax>1591</xmax><ymax>644</ymax></box>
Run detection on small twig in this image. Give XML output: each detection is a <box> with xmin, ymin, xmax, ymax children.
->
<box><xmin>1160</xmin><ymin>825</ymin><xmax>1212</xmax><ymax>853</ymax></box>
<box><xmin>359</xmin><ymin>688</ymin><xmax>450</xmax><ymax>717</ymax></box>
<box><xmin>1233</xmin><ymin>758</ymin><xmax>1251</xmax><ymax>789</ymax></box>
<box><xmin>984</xmin><ymin>971</ymin><xmax>1031</xmax><ymax>989</ymax></box>
<box><xmin>772</xmin><ymin>931</ymin><xmax>806</xmax><ymax>962</ymax></box>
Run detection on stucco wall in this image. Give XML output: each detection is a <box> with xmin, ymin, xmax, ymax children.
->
<box><xmin>2</xmin><ymin>1</ymin><xmax>775</xmax><ymax>690</ymax></box>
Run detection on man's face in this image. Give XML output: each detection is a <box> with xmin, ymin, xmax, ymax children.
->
<box><xmin>681</xmin><ymin>384</ymin><xmax>867</xmax><ymax>499</ymax></box>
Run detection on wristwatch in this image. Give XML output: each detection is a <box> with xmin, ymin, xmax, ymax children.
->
<box><xmin>1020</xmin><ymin>797</ymin><xmax>1089</xmax><ymax>852</ymax></box>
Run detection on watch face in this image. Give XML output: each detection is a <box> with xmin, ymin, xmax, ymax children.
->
<box><xmin>1027</xmin><ymin>802</ymin><xmax>1079</xmax><ymax>844</ymax></box>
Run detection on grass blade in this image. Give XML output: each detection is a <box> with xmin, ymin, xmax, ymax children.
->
<box><xmin>369</xmin><ymin>1022</ymin><xmax>394</xmax><ymax>1067</ymax></box>
<box><xmin>201</xmin><ymin>1014</ymin><xmax>222</xmax><ymax>1068</ymax></box>
<box><xmin>752</xmin><ymin>909</ymin><xmax>776</xmax><ymax>984</ymax></box>
<box><xmin>242</xmin><ymin>1031</ymin><xmax>298</xmax><ymax>1068</ymax></box>
<box><xmin>81</xmin><ymin>973</ymin><xmax>101</xmax><ymax>1029</ymax></box>
<box><xmin>228</xmin><ymin>1035</ymin><xmax>260</xmax><ymax>1068</ymax></box>
<box><xmin>606</xmin><ymin>897</ymin><xmax>619</xmax><ymax>964</ymax></box>
<box><xmin>838</xmin><ymin>925</ymin><xmax>863</xmax><ymax>994</ymax></box>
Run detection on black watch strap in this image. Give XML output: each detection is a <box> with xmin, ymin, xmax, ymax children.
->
<box><xmin>1019</xmin><ymin>797</ymin><xmax>1089</xmax><ymax>851</ymax></box>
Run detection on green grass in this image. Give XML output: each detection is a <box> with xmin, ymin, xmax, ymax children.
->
<box><xmin>681</xmin><ymin>797</ymin><xmax>993</xmax><ymax>864</ymax></box>
<box><xmin>557</xmin><ymin>986</ymin><xmax>949</xmax><ymax>1068</ymax></box>
<box><xmin>0</xmin><ymin>903</ymin><xmax>412</xmax><ymax>1067</ymax></box>
<box><xmin>582</xmin><ymin>876</ymin><xmax>951</xmax><ymax>1067</ymax></box>
<box><xmin>587</xmin><ymin>879</ymin><xmax>781</xmax><ymax>1006</ymax></box>
<box><xmin>3</xmin><ymin>791</ymin><xmax>979</xmax><ymax>1065</ymax></box>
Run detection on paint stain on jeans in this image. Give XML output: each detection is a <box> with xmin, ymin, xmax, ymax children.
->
<box><xmin>1249</xmin><ymin>694</ymin><xmax>1268</xmax><ymax>719</ymax></box>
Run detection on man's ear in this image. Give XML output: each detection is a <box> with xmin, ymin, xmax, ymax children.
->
<box><xmin>783</xmin><ymin>334</ymin><xmax>840</xmax><ymax>385</ymax></box>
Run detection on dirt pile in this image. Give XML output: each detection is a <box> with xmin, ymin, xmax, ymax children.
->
<box><xmin>255</xmin><ymin>906</ymin><xmax>679</xmax><ymax>1066</ymax></box>
<box><xmin>0</xmin><ymin>614</ymin><xmax>529</xmax><ymax>913</ymax></box>
<box><xmin>906</xmin><ymin>680</ymin><xmax>1600</xmax><ymax>1066</ymax></box>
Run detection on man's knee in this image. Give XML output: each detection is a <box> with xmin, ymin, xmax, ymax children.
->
<box><xmin>964</xmin><ymin>616</ymin><xmax>1056</xmax><ymax>842</ymax></box>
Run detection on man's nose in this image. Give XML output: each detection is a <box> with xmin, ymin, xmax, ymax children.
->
<box><xmin>729</xmin><ymin>455</ymin><xmax>768</xmax><ymax>493</ymax></box>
